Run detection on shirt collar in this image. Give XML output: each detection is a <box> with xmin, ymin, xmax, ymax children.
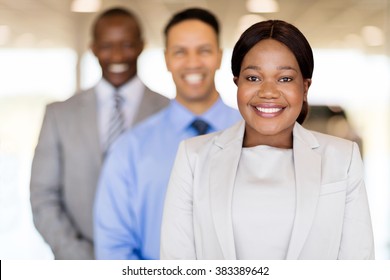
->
<box><xmin>168</xmin><ymin>98</ymin><xmax>230</xmax><ymax>133</ymax></box>
<box><xmin>96</xmin><ymin>76</ymin><xmax>144</xmax><ymax>103</ymax></box>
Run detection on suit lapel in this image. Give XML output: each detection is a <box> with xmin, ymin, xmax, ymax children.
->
<box><xmin>78</xmin><ymin>89</ymin><xmax>102</xmax><ymax>166</ymax></box>
<box><xmin>133</xmin><ymin>87</ymin><xmax>151</xmax><ymax>124</ymax></box>
<box><xmin>209</xmin><ymin>121</ymin><xmax>245</xmax><ymax>259</ymax></box>
<box><xmin>286</xmin><ymin>123</ymin><xmax>321</xmax><ymax>259</ymax></box>
<box><xmin>133</xmin><ymin>87</ymin><xmax>169</xmax><ymax>124</ymax></box>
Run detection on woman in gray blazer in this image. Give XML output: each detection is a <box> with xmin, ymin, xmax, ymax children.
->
<box><xmin>160</xmin><ymin>20</ymin><xmax>374</xmax><ymax>260</ymax></box>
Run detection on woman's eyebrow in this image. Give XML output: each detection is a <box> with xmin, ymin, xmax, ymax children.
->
<box><xmin>242</xmin><ymin>65</ymin><xmax>298</xmax><ymax>72</ymax></box>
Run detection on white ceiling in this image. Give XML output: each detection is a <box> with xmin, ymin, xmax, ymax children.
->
<box><xmin>0</xmin><ymin>0</ymin><xmax>388</xmax><ymax>54</ymax></box>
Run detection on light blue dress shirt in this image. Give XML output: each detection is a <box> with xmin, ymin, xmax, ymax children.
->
<box><xmin>94</xmin><ymin>98</ymin><xmax>241</xmax><ymax>259</ymax></box>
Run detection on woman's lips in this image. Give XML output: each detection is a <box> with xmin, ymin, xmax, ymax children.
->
<box><xmin>255</xmin><ymin>106</ymin><xmax>283</xmax><ymax>113</ymax></box>
<box><xmin>253</xmin><ymin>105</ymin><xmax>285</xmax><ymax>117</ymax></box>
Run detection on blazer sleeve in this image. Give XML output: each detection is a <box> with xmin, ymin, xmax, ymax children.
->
<box><xmin>338</xmin><ymin>142</ymin><xmax>375</xmax><ymax>259</ymax></box>
<box><xmin>160</xmin><ymin>141</ymin><xmax>197</xmax><ymax>259</ymax></box>
<box><xmin>30</xmin><ymin>105</ymin><xmax>93</xmax><ymax>259</ymax></box>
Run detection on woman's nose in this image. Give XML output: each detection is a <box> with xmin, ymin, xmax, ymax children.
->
<box><xmin>257</xmin><ymin>81</ymin><xmax>281</xmax><ymax>99</ymax></box>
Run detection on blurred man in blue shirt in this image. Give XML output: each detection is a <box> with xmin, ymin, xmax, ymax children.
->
<box><xmin>94</xmin><ymin>7</ymin><xmax>241</xmax><ymax>259</ymax></box>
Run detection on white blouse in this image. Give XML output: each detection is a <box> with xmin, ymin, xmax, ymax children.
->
<box><xmin>232</xmin><ymin>145</ymin><xmax>296</xmax><ymax>259</ymax></box>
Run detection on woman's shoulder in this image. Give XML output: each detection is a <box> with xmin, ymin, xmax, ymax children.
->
<box><xmin>311</xmin><ymin>129</ymin><xmax>354</xmax><ymax>144</ymax></box>
<box><xmin>304</xmin><ymin>128</ymin><xmax>359</xmax><ymax>161</ymax></box>
<box><xmin>182</xmin><ymin>129</ymin><xmax>223</xmax><ymax>153</ymax></box>
<box><xmin>295</xmin><ymin>123</ymin><xmax>360</xmax><ymax>159</ymax></box>
<box><xmin>296</xmin><ymin>122</ymin><xmax>354</xmax><ymax>147</ymax></box>
<box><xmin>181</xmin><ymin>121</ymin><xmax>244</xmax><ymax>156</ymax></box>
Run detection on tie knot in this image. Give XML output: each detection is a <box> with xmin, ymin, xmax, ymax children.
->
<box><xmin>114</xmin><ymin>91</ymin><xmax>124</xmax><ymax>109</ymax></box>
<box><xmin>191</xmin><ymin>119</ymin><xmax>209</xmax><ymax>135</ymax></box>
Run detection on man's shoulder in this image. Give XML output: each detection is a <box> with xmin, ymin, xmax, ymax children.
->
<box><xmin>110</xmin><ymin>110</ymin><xmax>169</xmax><ymax>161</ymax></box>
<box><xmin>219</xmin><ymin>103</ymin><xmax>241</xmax><ymax>118</ymax></box>
<box><xmin>116</xmin><ymin>105</ymin><xmax>168</xmax><ymax>141</ymax></box>
<box><xmin>132</xmin><ymin>107</ymin><xmax>169</xmax><ymax>136</ymax></box>
<box><xmin>143</xmin><ymin>87</ymin><xmax>169</xmax><ymax>101</ymax></box>
<box><xmin>141</xmin><ymin>87</ymin><xmax>170</xmax><ymax>111</ymax></box>
<box><xmin>47</xmin><ymin>88</ymin><xmax>94</xmax><ymax>111</ymax></box>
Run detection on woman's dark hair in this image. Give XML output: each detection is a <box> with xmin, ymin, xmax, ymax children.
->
<box><xmin>231</xmin><ymin>20</ymin><xmax>314</xmax><ymax>124</ymax></box>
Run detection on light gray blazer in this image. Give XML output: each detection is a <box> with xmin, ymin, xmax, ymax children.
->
<box><xmin>161</xmin><ymin>120</ymin><xmax>374</xmax><ymax>260</ymax></box>
<box><xmin>30</xmin><ymin>85</ymin><xmax>169</xmax><ymax>259</ymax></box>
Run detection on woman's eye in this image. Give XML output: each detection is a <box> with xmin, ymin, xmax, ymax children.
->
<box><xmin>279</xmin><ymin>77</ymin><xmax>292</xmax><ymax>82</ymax></box>
<box><xmin>246</xmin><ymin>76</ymin><xmax>259</xmax><ymax>82</ymax></box>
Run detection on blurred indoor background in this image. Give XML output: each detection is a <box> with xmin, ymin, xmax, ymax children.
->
<box><xmin>0</xmin><ymin>0</ymin><xmax>389</xmax><ymax>259</ymax></box>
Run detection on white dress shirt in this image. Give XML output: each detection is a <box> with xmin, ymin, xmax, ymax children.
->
<box><xmin>96</xmin><ymin>76</ymin><xmax>144</xmax><ymax>150</ymax></box>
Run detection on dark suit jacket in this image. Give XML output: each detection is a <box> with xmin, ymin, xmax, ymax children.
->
<box><xmin>30</xmin><ymin>85</ymin><xmax>169</xmax><ymax>259</ymax></box>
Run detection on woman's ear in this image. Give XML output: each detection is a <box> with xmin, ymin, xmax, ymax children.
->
<box><xmin>233</xmin><ymin>76</ymin><xmax>238</xmax><ymax>86</ymax></box>
<box><xmin>303</xmin><ymin>78</ymin><xmax>311</xmax><ymax>101</ymax></box>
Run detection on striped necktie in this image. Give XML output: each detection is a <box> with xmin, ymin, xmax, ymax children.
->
<box><xmin>105</xmin><ymin>91</ymin><xmax>125</xmax><ymax>151</ymax></box>
<box><xmin>191</xmin><ymin>119</ymin><xmax>210</xmax><ymax>135</ymax></box>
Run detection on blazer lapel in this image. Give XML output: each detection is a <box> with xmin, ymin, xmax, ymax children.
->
<box><xmin>286</xmin><ymin>123</ymin><xmax>321</xmax><ymax>259</ymax></box>
<box><xmin>209</xmin><ymin>121</ymin><xmax>245</xmax><ymax>260</ymax></box>
<box><xmin>78</xmin><ymin>89</ymin><xmax>103</xmax><ymax>166</ymax></box>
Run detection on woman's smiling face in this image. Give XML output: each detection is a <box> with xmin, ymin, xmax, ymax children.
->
<box><xmin>235</xmin><ymin>38</ymin><xmax>311</xmax><ymax>148</ymax></box>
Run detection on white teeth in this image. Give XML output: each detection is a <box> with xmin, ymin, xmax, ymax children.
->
<box><xmin>108</xmin><ymin>64</ymin><xmax>129</xmax><ymax>74</ymax></box>
<box><xmin>256</xmin><ymin>107</ymin><xmax>282</xmax><ymax>113</ymax></box>
<box><xmin>184</xmin><ymin>73</ymin><xmax>203</xmax><ymax>84</ymax></box>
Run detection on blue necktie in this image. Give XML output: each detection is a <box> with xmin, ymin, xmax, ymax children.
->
<box><xmin>191</xmin><ymin>119</ymin><xmax>210</xmax><ymax>135</ymax></box>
